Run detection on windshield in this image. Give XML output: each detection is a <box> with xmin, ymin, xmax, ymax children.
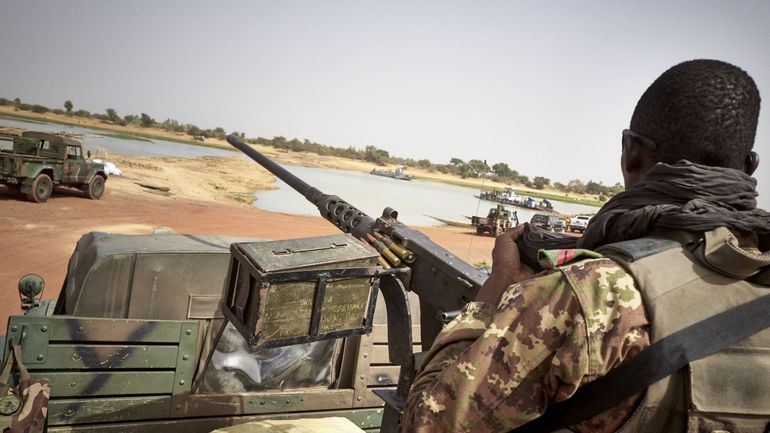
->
<box><xmin>198</xmin><ymin>322</ymin><xmax>340</xmax><ymax>393</ymax></box>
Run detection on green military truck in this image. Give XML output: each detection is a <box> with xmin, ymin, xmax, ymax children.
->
<box><xmin>0</xmin><ymin>129</ymin><xmax>107</xmax><ymax>202</ymax></box>
<box><xmin>2</xmin><ymin>231</ymin><xmax>421</xmax><ymax>432</ymax></box>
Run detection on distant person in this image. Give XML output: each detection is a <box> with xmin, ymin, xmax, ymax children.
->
<box><xmin>403</xmin><ymin>59</ymin><xmax>770</xmax><ymax>432</ymax></box>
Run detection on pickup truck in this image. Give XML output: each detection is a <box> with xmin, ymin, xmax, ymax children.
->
<box><xmin>569</xmin><ymin>215</ymin><xmax>592</xmax><ymax>233</ymax></box>
<box><xmin>0</xmin><ymin>129</ymin><xmax>107</xmax><ymax>202</ymax></box>
<box><xmin>530</xmin><ymin>213</ymin><xmax>565</xmax><ymax>232</ymax></box>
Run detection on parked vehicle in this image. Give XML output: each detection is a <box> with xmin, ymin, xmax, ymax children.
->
<box><xmin>0</xmin><ymin>130</ymin><xmax>107</xmax><ymax>202</ymax></box>
<box><xmin>530</xmin><ymin>213</ymin><xmax>564</xmax><ymax>232</ymax></box>
<box><xmin>2</xmin><ymin>232</ymin><xmax>402</xmax><ymax>432</ymax></box>
<box><xmin>472</xmin><ymin>204</ymin><xmax>518</xmax><ymax>235</ymax></box>
<box><xmin>475</xmin><ymin>189</ymin><xmax>560</xmax><ymax>215</ymax></box>
<box><xmin>569</xmin><ymin>215</ymin><xmax>592</xmax><ymax>233</ymax></box>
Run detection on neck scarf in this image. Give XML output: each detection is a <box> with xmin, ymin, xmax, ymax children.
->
<box><xmin>517</xmin><ymin>161</ymin><xmax>770</xmax><ymax>270</ymax></box>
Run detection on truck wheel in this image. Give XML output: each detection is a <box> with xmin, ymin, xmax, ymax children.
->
<box><xmin>27</xmin><ymin>174</ymin><xmax>53</xmax><ymax>203</ymax></box>
<box><xmin>85</xmin><ymin>175</ymin><xmax>106</xmax><ymax>200</ymax></box>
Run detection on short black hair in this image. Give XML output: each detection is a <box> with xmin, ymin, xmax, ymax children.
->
<box><xmin>630</xmin><ymin>59</ymin><xmax>760</xmax><ymax>169</ymax></box>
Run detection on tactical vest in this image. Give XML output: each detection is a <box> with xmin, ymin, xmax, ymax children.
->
<box><xmin>596</xmin><ymin>227</ymin><xmax>770</xmax><ymax>433</ymax></box>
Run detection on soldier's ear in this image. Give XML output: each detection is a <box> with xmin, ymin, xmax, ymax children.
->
<box><xmin>745</xmin><ymin>151</ymin><xmax>759</xmax><ymax>176</ymax></box>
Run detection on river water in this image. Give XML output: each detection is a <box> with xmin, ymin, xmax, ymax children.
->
<box><xmin>1</xmin><ymin>115</ymin><xmax>599</xmax><ymax>226</ymax></box>
<box><xmin>0</xmin><ymin>115</ymin><xmax>238</xmax><ymax>158</ymax></box>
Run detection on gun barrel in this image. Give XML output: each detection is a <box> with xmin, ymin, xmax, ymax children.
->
<box><xmin>227</xmin><ymin>135</ymin><xmax>375</xmax><ymax>238</ymax></box>
<box><xmin>227</xmin><ymin>135</ymin><xmax>318</xmax><ymax>199</ymax></box>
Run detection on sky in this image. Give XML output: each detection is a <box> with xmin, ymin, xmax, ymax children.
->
<box><xmin>1</xmin><ymin>1</ymin><xmax>768</xmax><ymax>207</ymax></box>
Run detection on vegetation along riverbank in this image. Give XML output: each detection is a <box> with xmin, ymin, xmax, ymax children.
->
<box><xmin>0</xmin><ymin>98</ymin><xmax>612</xmax><ymax>206</ymax></box>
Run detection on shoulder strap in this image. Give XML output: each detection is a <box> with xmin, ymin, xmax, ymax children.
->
<box><xmin>596</xmin><ymin>236</ymin><xmax>681</xmax><ymax>263</ymax></box>
<box><xmin>509</xmin><ymin>292</ymin><xmax>770</xmax><ymax>433</ymax></box>
<box><xmin>0</xmin><ymin>345</ymin><xmax>15</xmax><ymax>395</ymax></box>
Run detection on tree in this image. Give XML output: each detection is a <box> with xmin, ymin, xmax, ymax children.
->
<box><xmin>272</xmin><ymin>136</ymin><xmax>288</xmax><ymax>150</ymax></box>
<box><xmin>492</xmin><ymin>162</ymin><xmax>513</xmax><ymax>178</ymax></box>
<box><xmin>161</xmin><ymin>118</ymin><xmax>184</xmax><ymax>132</ymax></box>
<box><xmin>64</xmin><ymin>100</ymin><xmax>73</xmax><ymax>113</ymax></box>
<box><xmin>31</xmin><ymin>104</ymin><xmax>48</xmax><ymax>114</ymax></box>
<box><xmin>467</xmin><ymin>159</ymin><xmax>489</xmax><ymax>177</ymax></box>
<box><xmin>105</xmin><ymin>108</ymin><xmax>120</xmax><ymax>123</ymax></box>
<box><xmin>13</xmin><ymin>98</ymin><xmax>20</xmax><ymax>105</ymax></box>
<box><xmin>609</xmin><ymin>182</ymin><xmax>624</xmax><ymax>195</ymax></box>
<box><xmin>288</xmin><ymin>138</ymin><xmax>302</xmax><ymax>151</ymax></box>
<box><xmin>363</xmin><ymin>145</ymin><xmax>390</xmax><ymax>164</ymax></box>
<box><xmin>140</xmin><ymin>113</ymin><xmax>156</xmax><ymax>127</ymax></box>
<box><xmin>417</xmin><ymin>159</ymin><xmax>432</xmax><ymax>169</ymax></box>
<box><xmin>124</xmin><ymin>114</ymin><xmax>140</xmax><ymax>126</ymax></box>
<box><xmin>586</xmin><ymin>180</ymin><xmax>604</xmax><ymax>195</ymax></box>
<box><xmin>532</xmin><ymin>176</ymin><xmax>550</xmax><ymax>190</ymax></box>
<box><xmin>567</xmin><ymin>179</ymin><xmax>586</xmax><ymax>194</ymax></box>
<box><xmin>449</xmin><ymin>157</ymin><xmax>465</xmax><ymax>166</ymax></box>
<box><xmin>186</xmin><ymin>124</ymin><xmax>201</xmax><ymax>136</ymax></box>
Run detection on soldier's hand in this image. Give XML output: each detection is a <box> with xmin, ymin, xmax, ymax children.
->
<box><xmin>475</xmin><ymin>224</ymin><xmax>535</xmax><ymax>306</ymax></box>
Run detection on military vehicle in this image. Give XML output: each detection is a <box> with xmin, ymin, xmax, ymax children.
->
<box><xmin>0</xmin><ymin>129</ymin><xmax>107</xmax><ymax>202</ymax></box>
<box><xmin>0</xmin><ymin>134</ymin><xmax>487</xmax><ymax>432</ymax></box>
<box><xmin>471</xmin><ymin>204</ymin><xmax>517</xmax><ymax>235</ymax></box>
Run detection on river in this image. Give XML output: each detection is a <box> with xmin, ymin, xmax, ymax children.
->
<box><xmin>1</xmin><ymin>115</ymin><xmax>599</xmax><ymax>226</ymax></box>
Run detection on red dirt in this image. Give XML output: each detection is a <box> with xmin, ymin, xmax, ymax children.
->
<box><xmin>0</xmin><ymin>186</ymin><xmax>495</xmax><ymax>326</ymax></box>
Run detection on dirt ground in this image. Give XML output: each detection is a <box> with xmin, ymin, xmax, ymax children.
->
<box><xmin>0</xmin><ymin>180</ymin><xmax>495</xmax><ymax>326</ymax></box>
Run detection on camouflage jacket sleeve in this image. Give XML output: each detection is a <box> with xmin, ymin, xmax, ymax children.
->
<box><xmin>402</xmin><ymin>256</ymin><xmax>650</xmax><ymax>433</ymax></box>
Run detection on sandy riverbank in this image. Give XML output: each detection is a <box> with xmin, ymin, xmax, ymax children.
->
<box><xmin>0</xmin><ymin>154</ymin><xmax>497</xmax><ymax>325</ymax></box>
<box><xmin>0</xmin><ymin>106</ymin><xmax>603</xmax><ymax>206</ymax></box>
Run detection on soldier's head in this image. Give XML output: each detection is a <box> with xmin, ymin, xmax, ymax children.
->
<box><xmin>621</xmin><ymin>59</ymin><xmax>761</xmax><ymax>188</ymax></box>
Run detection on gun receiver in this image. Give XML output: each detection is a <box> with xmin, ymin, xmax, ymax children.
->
<box><xmin>227</xmin><ymin>134</ymin><xmax>488</xmax><ymax>348</ymax></box>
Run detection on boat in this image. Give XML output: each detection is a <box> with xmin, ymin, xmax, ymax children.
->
<box><xmin>370</xmin><ymin>166</ymin><xmax>414</xmax><ymax>181</ymax></box>
<box><xmin>426</xmin><ymin>215</ymin><xmax>473</xmax><ymax>228</ymax></box>
<box><xmin>475</xmin><ymin>189</ymin><xmax>562</xmax><ymax>215</ymax></box>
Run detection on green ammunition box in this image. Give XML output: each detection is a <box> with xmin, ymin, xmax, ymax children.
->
<box><xmin>222</xmin><ymin>234</ymin><xmax>381</xmax><ymax>349</ymax></box>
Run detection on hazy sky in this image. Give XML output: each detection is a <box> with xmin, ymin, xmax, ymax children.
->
<box><xmin>1</xmin><ymin>1</ymin><xmax>768</xmax><ymax>207</ymax></box>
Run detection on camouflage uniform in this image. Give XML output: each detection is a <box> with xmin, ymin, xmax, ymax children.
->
<box><xmin>402</xmin><ymin>249</ymin><xmax>650</xmax><ymax>433</ymax></box>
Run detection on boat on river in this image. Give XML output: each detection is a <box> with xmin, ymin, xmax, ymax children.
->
<box><xmin>426</xmin><ymin>215</ymin><xmax>473</xmax><ymax>228</ymax></box>
<box><xmin>370</xmin><ymin>166</ymin><xmax>414</xmax><ymax>181</ymax></box>
<box><xmin>475</xmin><ymin>189</ymin><xmax>560</xmax><ymax>214</ymax></box>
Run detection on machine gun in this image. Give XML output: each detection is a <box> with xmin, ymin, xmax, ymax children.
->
<box><xmin>227</xmin><ymin>134</ymin><xmax>488</xmax><ymax>430</ymax></box>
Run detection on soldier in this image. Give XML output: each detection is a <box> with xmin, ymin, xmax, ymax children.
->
<box><xmin>403</xmin><ymin>59</ymin><xmax>770</xmax><ymax>432</ymax></box>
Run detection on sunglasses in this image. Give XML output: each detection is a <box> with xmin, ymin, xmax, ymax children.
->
<box><xmin>622</xmin><ymin>129</ymin><xmax>657</xmax><ymax>151</ymax></box>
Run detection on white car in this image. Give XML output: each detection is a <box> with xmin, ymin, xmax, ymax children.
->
<box><xmin>569</xmin><ymin>215</ymin><xmax>592</xmax><ymax>233</ymax></box>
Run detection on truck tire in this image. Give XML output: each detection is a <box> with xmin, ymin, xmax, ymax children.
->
<box><xmin>85</xmin><ymin>175</ymin><xmax>106</xmax><ymax>200</ymax></box>
<box><xmin>27</xmin><ymin>173</ymin><xmax>53</xmax><ymax>203</ymax></box>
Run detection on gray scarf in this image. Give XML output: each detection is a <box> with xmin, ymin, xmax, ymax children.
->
<box><xmin>518</xmin><ymin>161</ymin><xmax>770</xmax><ymax>270</ymax></box>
